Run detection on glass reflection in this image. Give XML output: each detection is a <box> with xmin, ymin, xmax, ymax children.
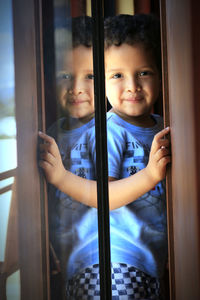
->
<box><xmin>45</xmin><ymin>12</ymin><xmax>98</xmax><ymax>299</ymax></box>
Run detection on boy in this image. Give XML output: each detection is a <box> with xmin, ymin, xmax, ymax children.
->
<box><xmin>103</xmin><ymin>14</ymin><xmax>168</xmax><ymax>299</ymax></box>
<box><xmin>39</xmin><ymin>14</ymin><xmax>170</xmax><ymax>299</ymax></box>
<box><xmin>44</xmin><ymin>16</ymin><xmax>97</xmax><ymax>297</ymax></box>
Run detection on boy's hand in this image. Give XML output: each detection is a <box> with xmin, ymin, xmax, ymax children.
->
<box><xmin>146</xmin><ymin>127</ymin><xmax>171</xmax><ymax>184</ymax></box>
<box><xmin>38</xmin><ymin>132</ymin><xmax>66</xmax><ymax>187</ymax></box>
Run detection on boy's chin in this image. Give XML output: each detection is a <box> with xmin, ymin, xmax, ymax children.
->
<box><xmin>69</xmin><ymin>111</ymin><xmax>95</xmax><ymax>122</ymax></box>
<box><xmin>59</xmin><ymin>108</ymin><xmax>83</xmax><ymax>119</ymax></box>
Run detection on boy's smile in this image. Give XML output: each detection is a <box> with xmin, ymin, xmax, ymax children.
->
<box><xmin>57</xmin><ymin>46</ymin><xmax>95</xmax><ymax>123</ymax></box>
<box><xmin>105</xmin><ymin>44</ymin><xmax>160</xmax><ymax>127</ymax></box>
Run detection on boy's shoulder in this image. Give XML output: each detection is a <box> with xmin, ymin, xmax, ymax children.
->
<box><xmin>47</xmin><ymin>117</ymin><xmax>66</xmax><ymax>137</ymax></box>
<box><xmin>107</xmin><ymin>111</ymin><xmax>163</xmax><ymax>129</ymax></box>
<box><xmin>106</xmin><ymin>112</ymin><xmax>163</xmax><ymax>142</ymax></box>
<box><xmin>47</xmin><ymin>117</ymin><xmax>95</xmax><ymax>137</ymax></box>
<box><xmin>106</xmin><ymin>111</ymin><xmax>126</xmax><ymax>129</ymax></box>
<box><xmin>106</xmin><ymin>111</ymin><xmax>131</xmax><ymax>142</ymax></box>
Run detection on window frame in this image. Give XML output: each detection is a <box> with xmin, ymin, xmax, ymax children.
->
<box><xmin>12</xmin><ymin>0</ymin><xmax>50</xmax><ymax>298</ymax></box>
<box><xmin>9</xmin><ymin>0</ymin><xmax>200</xmax><ymax>299</ymax></box>
<box><xmin>160</xmin><ymin>0</ymin><xmax>200</xmax><ymax>299</ymax></box>
<box><xmin>91</xmin><ymin>1</ymin><xmax>112</xmax><ymax>298</ymax></box>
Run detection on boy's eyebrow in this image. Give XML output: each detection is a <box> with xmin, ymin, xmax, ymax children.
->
<box><xmin>105</xmin><ymin>68</ymin><xmax>124</xmax><ymax>73</ymax></box>
<box><xmin>106</xmin><ymin>66</ymin><xmax>156</xmax><ymax>73</ymax></box>
<box><xmin>57</xmin><ymin>69</ymin><xmax>94</xmax><ymax>73</ymax></box>
<box><xmin>83</xmin><ymin>69</ymin><xmax>94</xmax><ymax>72</ymax></box>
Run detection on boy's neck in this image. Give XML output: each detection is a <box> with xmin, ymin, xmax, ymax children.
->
<box><xmin>62</xmin><ymin>113</ymin><xmax>94</xmax><ymax>130</ymax></box>
<box><xmin>110</xmin><ymin>109</ymin><xmax>156</xmax><ymax>128</ymax></box>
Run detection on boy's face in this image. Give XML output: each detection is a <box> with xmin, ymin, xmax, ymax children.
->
<box><xmin>57</xmin><ymin>45</ymin><xmax>94</xmax><ymax>122</ymax></box>
<box><xmin>105</xmin><ymin>44</ymin><xmax>160</xmax><ymax>125</ymax></box>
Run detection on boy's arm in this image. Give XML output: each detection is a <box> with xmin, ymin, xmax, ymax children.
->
<box><xmin>38</xmin><ymin>131</ymin><xmax>98</xmax><ymax>208</ymax></box>
<box><xmin>38</xmin><ymin>127</ymin><xmax>170</xmax><ymax>210</ymax></box>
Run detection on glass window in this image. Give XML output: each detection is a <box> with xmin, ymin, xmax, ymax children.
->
<box><xmin>0</xmin><ymin>0</ymin><xmax>19</xmax><ymax>299</ymax></box>
<box><xmin>1</xmin><ymin>0</ymin><xmax>169</xmax><ymax>299</ymax></box>
<box><xmin>45</xmin><ymin>1</ymin><xmax>106</xmax><ymax>298</ymax></box>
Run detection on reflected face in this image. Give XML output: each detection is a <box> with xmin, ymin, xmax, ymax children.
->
<box><xmin>105</xmin><ymin>44</ymin><xmax>160</xmax><ymax>125</ymax></box>
<box><xmin>57</xmin><ymin>46</ymin><xmax>94</xmax><ymax>122</ymax></box>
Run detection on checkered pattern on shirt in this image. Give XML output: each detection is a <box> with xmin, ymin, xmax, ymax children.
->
<box><xmin>67</xmin><ymin>263</ymin><xmax>160</xmax><ymax>299</ymax></box>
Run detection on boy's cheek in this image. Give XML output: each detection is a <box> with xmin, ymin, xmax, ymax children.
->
<box><xmin>56</xmin><ymin>85</ymin><xmax>65</xmax><ymax>99</ymax></box>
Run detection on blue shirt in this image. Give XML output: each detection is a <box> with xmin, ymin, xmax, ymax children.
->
<box><xmin>71</xmin><ymin>112</ymin><xmax>167</xmax><ymax>278</ymax></box>
<box><xmin>106</xmin><ymin>112</ymin><xmax>167</xmax><ymax>277</ymax></box>
<box><xmin>47</xmin><ymin>117</ymin><xmax>97</xmax><ymax>276</ymax></box>
<box><xmin>50</xmin><ymin>113</ymin><xmax>168</xmax><ymax>279</ymax></box>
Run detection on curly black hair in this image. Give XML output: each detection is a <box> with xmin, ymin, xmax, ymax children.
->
<box><xmin>104</xmin><ymin>14</ymin><xmax>161</xmax><ymax>73</ymax></box>
<box><xmin>71</xmin><ymin>16</ymin><xmax>93</xmax><ymax>48</ymax></box>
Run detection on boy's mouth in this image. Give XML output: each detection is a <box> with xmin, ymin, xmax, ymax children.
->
<box><xmin>68</xmin><ymin>98</ymin><xmax>89</xmax><ymax>105</ymax></box>
<box><xmin>124</xmin><ymin>96</ymin><xmax>143</xmax><ymax>103</ymax></box>
<box><xmin>123</xmin><ymin>92</ymin><xmax>143</xmax><ymax>103</ymax></box>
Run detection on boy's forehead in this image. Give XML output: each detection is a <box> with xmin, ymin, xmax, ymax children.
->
<box><xmin>58</xmin><ymin>46</ymin><xmax>93</xmax><ymax>70</ymax></box>
<box><xmin>105</xmin><ymin>43</ymin><xmax>157</xmax><ymax>70</ymax></box>
<box><xmin>105</xmin><ymin>43</ymin><xmax>147</xmax><ymax>56</ymax></box>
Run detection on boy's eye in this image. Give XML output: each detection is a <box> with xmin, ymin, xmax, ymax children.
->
<box><xmin>86</xmin><ymin>74</ymin><xmax>94</xmax><ymax>80</ymax></box>
<box><xmin>112</xmin><ymin>73</ymin><xmax>123</xmax><ymax>79</ymax></box>
<box><xmin>138</xmin><ymin>71</ymin><xmax>152</xmax><ymax>77</ymax></box>
<box><xmin>61</xmin><ymin>73</ymin><xmax>72</xmax><ymax>80</ymax></box>
<box><xmin>57</xmin><ymin>73</ymin><xmax>72</xmax><ymax>81</ymax></box>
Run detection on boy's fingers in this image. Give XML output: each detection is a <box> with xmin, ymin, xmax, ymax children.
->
<box><xmin>155</xmin><ymin>127</ymin><xmax>170</xmax><ymax>140</ymax></box>
<box><xmin>38</xmin><ymin>159</ymin><xmax>52</xmax><ymax>170</ymax></box>
<box><xmin>39</xmin><ymin>143</ymin><xmax>57</xmax><ymax>158</ymax></box>
<box><xmin>155</xmin><ymin>147</ymin><xmax>170</xmax><ymax>161</ymax></box>
<box><xmin>40</xmin><ymin>151</ymin><xmax>55</xmax><ymax>165</ymax></box>
<box><xmin>151</xmin><ymin>127</ymin><xmax>170</xmax><ymax>154</ymax></box>
<box><xmin>39</xmin><ymin>132</ymin><xmax>59</xmax><ymax>157</ymax></box>
<box><xmin>159</xmin><ymin>139</ymin><xmax>170</xmax><ymax>148</ymax></box>
<box><xmin>38</xmin><ymin>131</ymin><xmax>55</xmax><ymax>144</ymax></box>
<box><xmin>158</xmin><ymin>155</ymin><xmax>171</xmax><ymax>168</ymax></box>
<box><xmin>39</xmin><ymin>143</ymin><xmax>51</xmax><ymax>152</ymax></box>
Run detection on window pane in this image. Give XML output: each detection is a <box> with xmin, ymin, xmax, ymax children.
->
<box><xmin>6</xmin><ymin>271</ymin><xmax>20</xmax><ymax>300</ymax></box>
<box><xmin>0</xmin><ymin>0</ymin><xmax>19</xmax><ymax>298</ymax></box>
<box><xmin>0</xmin><ymin>190</ymin><xmax>12</xmax><ymax>261</ymax></box>
<box><xmin>0</xmin><ymin>0</ymin><xmax>17</xmax><ymax>173</ymax></box>
<box><xmin>45</xmin><ymin>1</ymin><xmax>100</xmax><ymax>298</ymax></box>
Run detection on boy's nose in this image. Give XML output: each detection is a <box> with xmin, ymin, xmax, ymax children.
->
<box><xmin>126</xmin><ymin>77</ymin><xmax>141</xmax><ymax>93</ymax></box>
<box><xmin>70</xmin><ymin>78</ymin><xmax>84</xmax><ymax>95</ymax></box>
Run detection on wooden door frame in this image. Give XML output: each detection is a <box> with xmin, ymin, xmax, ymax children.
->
<box><xmin>11</xmin><ymin>0</ymin><xmax>200</xmax><ymax>298</ymax></box>
<box><xmin>160</xmin><ymin>0</ymin><xmax>200</xmax><ymax>299</ymax></box>
<box><xmin>12</xmin><ymin>0</ymin><xmax>50</xmax><ymax>299</ymax></box>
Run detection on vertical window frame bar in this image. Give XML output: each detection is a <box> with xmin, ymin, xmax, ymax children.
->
<box><xmin>12</xmin><ymin>0</ymin><xmax>50</xmax><ymax>298</ymax></box>
<box><xmin>91</xmin><ymin>1</ymin><xmax>112</xmax><ymax>299</ymax></box>
<box><xmin>159</xmin><ymin>1</ymin><xmax>175</xmax><ymax>298</ymax></box>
